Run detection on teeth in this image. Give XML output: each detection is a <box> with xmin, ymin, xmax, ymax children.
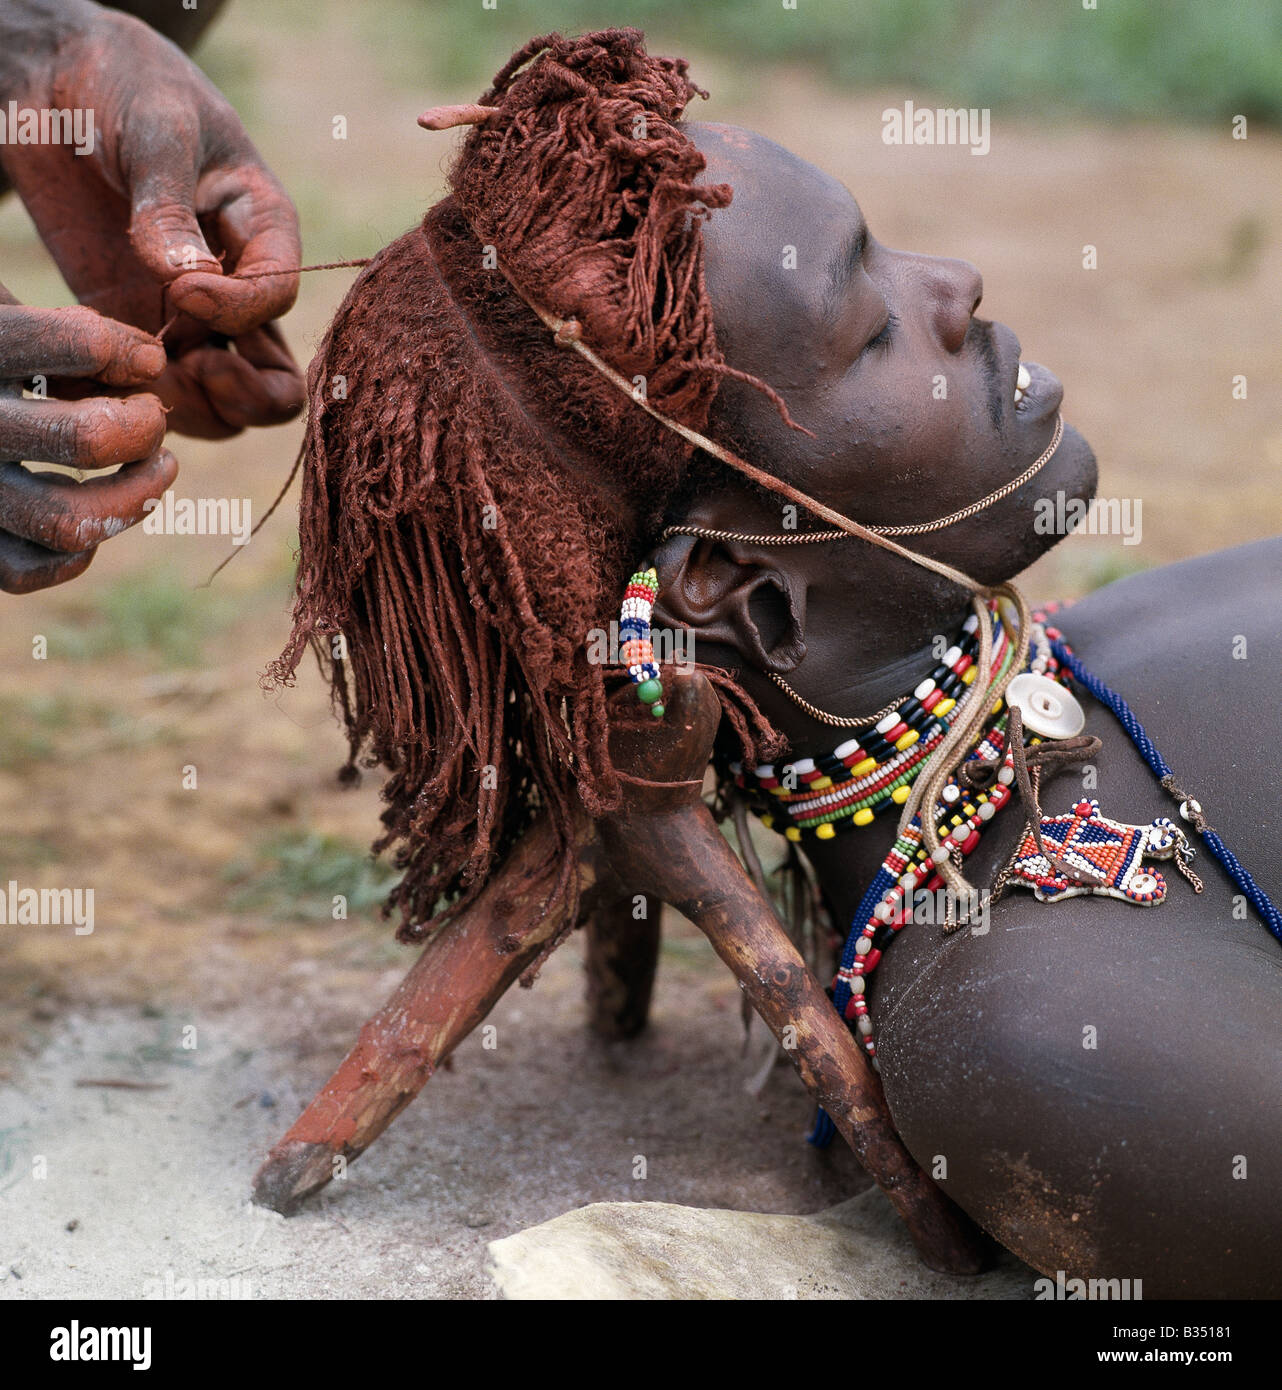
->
<box><xmin>1014</xmin><ymin>362</ymin><xmax>1031</xmax><ymax>405</ymax></box>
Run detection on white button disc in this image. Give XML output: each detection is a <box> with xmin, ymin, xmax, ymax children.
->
<box><xmin>1006</xmin><ymin>672</ymin><xmax>1086</xmax><ymax>739</ymax></box>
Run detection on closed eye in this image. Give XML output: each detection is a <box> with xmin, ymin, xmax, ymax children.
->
<box><xmin>862</xmin><ymin>310</ymin><xmax>899</xmax><ymax>356</ymax></box>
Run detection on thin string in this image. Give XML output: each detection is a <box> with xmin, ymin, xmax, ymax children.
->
<box><xmin>906</xmin><ymin>589</ymin><xmax>1032</xmax><ymax>899</ymax></box>
<box><xmin>662</xmin><ymin>415</ymin><xmax>1063</xmax><ymax>545</ymax></box>
<box><xmin>198</xmin><ymin>441</ymin><xmax>305</xmax><ymax>588</ymax></box>
<box><xmin>490</xmin><ymin>262</ymin><xmax>1008</xmax><ymax>594</ymax></box>
<box><xmin>156</xmin><ymin>258</ymin><xmax>372</xmax><ymax>342</ymax></box>
<box><xmin>134</xmin><ymin>258</ymin><xmax>375</xmax><ymax>583</ymax></box>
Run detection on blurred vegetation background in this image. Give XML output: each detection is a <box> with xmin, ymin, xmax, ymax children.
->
<box><xmin>353</xmin><ymin>0</ymin><xmax>1282</xmax><ymax>125</ymax></box>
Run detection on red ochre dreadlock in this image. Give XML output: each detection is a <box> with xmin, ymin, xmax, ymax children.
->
<box><xmin>268</xmin><ymin>29</ymin><xmax>785</xmax><ymax>945</ymax></box>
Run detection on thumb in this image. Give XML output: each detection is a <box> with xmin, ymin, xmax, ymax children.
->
<box><xmin>124</xmin><ymin>133</ymin><xmax>222</xmax><ymax>283</ymax></box>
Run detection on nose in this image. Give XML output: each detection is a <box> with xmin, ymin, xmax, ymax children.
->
<box><xmin>928</xmin><ymin>256</ymin><xmax>983</xmax><ymax>354</ymax></box>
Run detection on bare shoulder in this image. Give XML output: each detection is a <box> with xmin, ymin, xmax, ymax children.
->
<box><xmin>1049</xmin><ymin>536</ymin><xmax>1280</xmax><ymax>877</ymax></box>
<box><xmin>1055</xmin><ymin>535</ymin><xmax>1281</xmax><ymax>674</ymax></box>
<box><xmin>866</xmin><ymin>539</ymin><xmax>1282</xmax><ymax>1295</ymax></box>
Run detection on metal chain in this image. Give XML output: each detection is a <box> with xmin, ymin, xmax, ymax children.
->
<box><xmin>662</xmin><ymin>525</ymin><xmax>847</xmax><ymax>546</ymax></box>
<box><xmin>765</xmin><ymin>674</ymin><xmax>902</xmax><ymax>729</ymax></box>
<box><xmin>661</xmin><ymin>416</ymin><xmax>1064</xmax><ymax>546</ymax></box>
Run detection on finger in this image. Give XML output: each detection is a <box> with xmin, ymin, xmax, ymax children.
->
<box><xmin>0</xmin><ymin>451</ymin><xmax>177</xmax><ymax>552</ymax></box>
<box><xmin>45</xmin><ymin>375</ymin><xmax>233</xmax><ymax>440</ymax></box>
<box><xmin>180</xmin><ymin>351</ymin><xmax>304</xmax><ymax>433</ymax></box>
<box><xmin>233</xmin><ymin>320</ymin><xmax>300</xmax><ymax>375</ymax></box>
<box><xmin>0</xmin><ymin>531</ymin><xmax>96</xmax><ymax>595</ymax></box>
<box><xmin>123</xmin><ymin>107</ymin><xmax>224</xmax><ymax>283</ymax></box>
<box><xmin>146</xmin><ymin>358</ymin><xmax>235</xmax><ymax>440</ymax></box>
<box><xmin>167</xmin><ymin>167</ymin><xmax>301</xmax><ymax>334</ymax></box>
<box><xmin>0</xmin><ymin>393</ymin><xmax>167</xmax><ymax>470</ymax></box>
<box><xmin>49</xmin><ymin>324</ymin><xmax>304</xmax><ymax>437</ymax></box>
<box><xmin>178</xmin><ymin>329</ymin><xmax>305</xmax><ymax>432</ymax></box>
<box><xmin>0</xmin><ymin>305</ymin><xmax>165</xmax><ymax>385</ymax></box>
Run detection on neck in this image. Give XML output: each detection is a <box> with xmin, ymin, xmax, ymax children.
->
<box><xmin>767</xmin><ymin>572</ymin><xmax>988</xmax><ymax>922</ymax></box>
<box><xmin>772</xmin><ymin>560</ymin><xmax>974</xmax><ymax>746</ymax></box>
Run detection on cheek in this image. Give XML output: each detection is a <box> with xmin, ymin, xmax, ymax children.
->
<box><xmin>815</xmin><ymin>376</ymin><xmax>982</xmax><ymax>488</ymax></box>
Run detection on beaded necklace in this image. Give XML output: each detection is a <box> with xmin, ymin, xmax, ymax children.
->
<box><xmin>614</xmin><ymin>568</ymin><xmax>1067</xmax><ymax>1064</ymax></box>
<box><xmin>832</xmin><ymin>619</ymin><xmax>1068</xmax><ymax>1067</ymax></box>
<box><xmin>729</xmin><ymin>607</ymin><xmax>1011</xmax><ymax>841</ymax></box>
<box><xmin>615</xmin><ymin>556</ymin><xmax>1281</xmax><ymax>1113</ymax></box>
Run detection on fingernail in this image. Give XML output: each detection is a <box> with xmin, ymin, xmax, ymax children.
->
<box><xmin>129</xmin><ymin>344</ymin><xmax>166</xmax><ymax>378</ymax></box>
<box><xmin>166</xmin><ymin>243</ymin><xmax>216</xmax><ymax>271</ymax></box>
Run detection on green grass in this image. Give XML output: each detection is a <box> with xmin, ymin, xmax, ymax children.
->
<box><xmin>0</xmin><ymin>692</ymin><xmax>65</xmax><ymax>766</ymax></box>
<box><xmin>1060</xmin><ymin>548</ymin><xmax>1153</xmax><ymax>595</ymax></box>
<box><xmin>102</xmin><ymin>1020</ymin><xmax>198</xmax><ymax>1071</ymax></box>
<box><xmin>364</xmin><ymin>0</ymin><xmax>1282</xmax><ymax>125</ymax></box>
<box><xmin>222</xmin><ymin>829</ymin><xmax>402</xmax><ymax>923</ymax></box>
<box><xmin>0</xmin><ymin>832</ymin><xmax>61</xmax><ymax>868</ymax></box>
<box><xmin>657</xmin><ymin>933</ymin><xmax>718</xmax><ymax>972</ymax></box>
<box><xmin>0</xmin><ymin>691</ymin><xmax>178</xmax><ymax>770</ymax></box>
<box><xmin>43</xmin><ymin>568</ymin><xmax>236</xmax><ymax>668</ymax></box>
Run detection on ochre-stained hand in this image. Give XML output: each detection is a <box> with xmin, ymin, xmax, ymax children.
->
<box><xmin>1</xmin><ymin>7</ymin><xmax>305</xmax><ymax>439</ymax></box>
<box><xmin>0</xmin><ymin>297</ymin><xmax>175</xmax><ymax>595</ymax></box>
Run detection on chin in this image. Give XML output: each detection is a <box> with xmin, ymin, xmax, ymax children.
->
<box><xmin>1052</xmin><ymin>420</ymin><xmax>1099</xmax><ymax>507</ymax></box>
<box><xmin>965</xmin><ymin>422</ymin><xmax>1099</xmax><ymax>585</ymax></box>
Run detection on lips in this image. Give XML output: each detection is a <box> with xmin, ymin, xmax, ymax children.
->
<box><xmin>987</xmin><ymin>321</ymin><xmax>1065</xmax><ymax>424</ymax></box>
<box><xmin>1012</xmin><ymin>359</ymin><xmax>1064</xmax><ymax>421</ymax></box>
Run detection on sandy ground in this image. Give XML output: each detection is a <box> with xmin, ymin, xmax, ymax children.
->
<box><xmin>1</xmin><ymin>4</ymin><xmax>1281</xmax><ymax>1299</ymax></box>
<box><xmin>1</xmin><ymin>916</ymin><xmax>874</xmax><ymax>1300</ymax></box>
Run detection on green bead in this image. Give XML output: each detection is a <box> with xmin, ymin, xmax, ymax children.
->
<box><xmin>637</xmin><ymin>678</ymin><xmax>662</xmax><ymax>704</ymax></box>
<box><xmin>650</xmin><ymin>704</ymin><xmax>665</xmax><ymax>718</ymax></box>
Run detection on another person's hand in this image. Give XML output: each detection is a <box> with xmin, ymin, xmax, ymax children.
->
<box><xmin>0</xmin><ymin>289</ymin><xmax>174</xmax><ymax>593</ymax></box>
<box><xmin>0</xmin><ymin>3</ymin><xmax>305</xmax><ymax>438</ymax></box>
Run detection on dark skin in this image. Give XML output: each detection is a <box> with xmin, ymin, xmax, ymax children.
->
<box><xmin>650</xmin><ymin>123</ymin><xmax>1282</xmax><ymax>1296</ymax></box>
<box><xmin>0</xmin><ymin>0</ymin><xmax>303</xmax><ymax>593</ymax></box>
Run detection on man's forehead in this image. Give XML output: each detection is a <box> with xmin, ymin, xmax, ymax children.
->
<box><xmin>687</xmin><ymin>121</ymin><xmax>867</xmax><ymax>337</ymax></box>
<box><xmin>689</xmin><ymin>121</ymin><xmax>857</xmax><ymax>219</ymax></box>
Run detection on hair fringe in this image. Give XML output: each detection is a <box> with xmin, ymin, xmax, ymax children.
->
<box><xmin>267</xmin><ymin>28</ymin><xmax>780</xmax><ymax>943</ymax></box>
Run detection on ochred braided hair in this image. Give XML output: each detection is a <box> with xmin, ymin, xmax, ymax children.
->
<box><xmin>269</xmin><ymin>29</ymin><xmax>782</xmax><ymax>943</ymax></box>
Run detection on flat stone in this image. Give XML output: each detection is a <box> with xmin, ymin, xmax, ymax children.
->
<box><xmin>487</xmin><ymin>1188</ymin><xmax>1035</xmax><ymax>1300</ymax></box>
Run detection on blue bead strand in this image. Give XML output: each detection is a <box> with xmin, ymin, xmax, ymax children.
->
<box><xmin>1051</xmin><ymin>640</ymin><xmax>1282</xmax><ymax>946</ymax></box>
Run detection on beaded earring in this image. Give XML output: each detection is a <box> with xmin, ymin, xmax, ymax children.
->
<box><xmin>619</xmin><ymin>567</ymin><xmax>664</xmax><ymax>718</ymax></box>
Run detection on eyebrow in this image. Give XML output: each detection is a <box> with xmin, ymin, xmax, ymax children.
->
<box><xmin>822</xmin><ymin>220</ymin><xmax>868</xmax><ymax>325</ymax></box>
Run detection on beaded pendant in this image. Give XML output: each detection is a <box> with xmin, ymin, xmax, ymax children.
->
<box><xmin>1007</xmin><ymin>799</ymin><xmax>1187</xmax><ymax>906</ymax></box>
<box><xmin>619</xmin><ymin>567</ymin><xmax>664</xmax><ymax>718</ymax></box>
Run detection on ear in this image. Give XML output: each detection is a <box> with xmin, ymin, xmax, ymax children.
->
<box><xmin>649</xmin><ymin>534</ymin><xmax>807</xmax><ymax>674</ymax></box>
